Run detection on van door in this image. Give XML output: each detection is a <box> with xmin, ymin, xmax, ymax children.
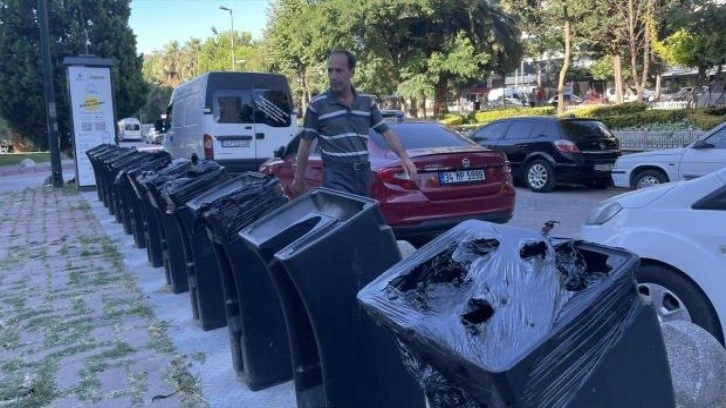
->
<box><xmin>251</xmin><ymin>87</ymin><xmax>294</xmax><ymax>168</ymax></box>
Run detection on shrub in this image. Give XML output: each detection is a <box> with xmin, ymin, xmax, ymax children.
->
<box><xmin>440</xmin><ymin>114</ymin><xmax>464</xmax><ymax>126</ymax></box>
<box><xmin>471</xmin><ymin>106</ymin><xmax>554</xmax><ymax>124</ymax></box>
<box><xmin>689</xmin><ymin>111</ymin><xmax>726</xmax><ymax>130</ymax></box>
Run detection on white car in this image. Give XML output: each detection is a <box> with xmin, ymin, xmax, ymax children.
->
<box><xmin>611</xmin><ymin>122</ymin><xmax>726</xmax><ymax>189</ymax></box>
<box><xmin>581</xmin><ymin>167</ymin><xmax>726</xmax><ymax>344</ymax></box>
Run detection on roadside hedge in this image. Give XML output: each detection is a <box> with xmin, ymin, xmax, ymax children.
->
<box><xmin>445</xmin><ymin>102</ymin><xmax>726</xmax><ymax>131</ymax></box>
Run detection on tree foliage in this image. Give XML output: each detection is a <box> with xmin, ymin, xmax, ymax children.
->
<box><xmin>0</xmin><ymin>0</ymin><xmax>146</xmax><ymax>150</ymax></box>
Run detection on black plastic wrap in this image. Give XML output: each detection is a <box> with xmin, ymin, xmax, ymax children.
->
<box><xmin>136</xmin><ymin>158</ymin><xmax>192</xmax><ymax>191</ymax></box>
<box><xmin>358</xmin><ymin>220</ymin><xmax>674</xmax><ymax>408</ymax></box>
<box><xmin>158</xmin><ymin>161</ymin><xmax>227</xmax><ymax>214</ymax></box>
<box><xmin>113</xmin><ymin>151</ymin><xmax>168</xmax><ymax>186</ymax></box>
<box><xmin>202</xmin><ymin>175</ymin><xmax>288</xmax><ymax>241</ymax></box>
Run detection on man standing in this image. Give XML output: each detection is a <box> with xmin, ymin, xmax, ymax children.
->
<box><xmin>290</xmin><ymin>50</ymin><xmax>417</xmax><ymax>197</ymax></box>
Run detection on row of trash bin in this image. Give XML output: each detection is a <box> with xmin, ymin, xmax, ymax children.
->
<box><xmin>85</xmin><ymin>144</ymin><xmax>676</xmax><ymax>408</ymax></box>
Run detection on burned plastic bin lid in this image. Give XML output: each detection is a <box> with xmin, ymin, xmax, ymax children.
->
<box><xmin>136</xmin><ymin>158</ymin><xmax>192</xmax><ymax>190</ymax></box>
<box><xmin>86</xmin><ymin>144</ymin><xmax>117</xmax><ymax>161</ymax></box>
<box><xmin>186</xmin><ymin>172</ymin><xmax>267</xmax><ymax>214</ymax></box>
<box><xmin>358</xmin><ymin>220</ymin><xmax>643</xmax><ymax>408</ymax></box>
<box><xmin>126</xmin><ymin>151</ymin><xmax>172</xmax><ymax>182</ymax></box>
<box><xmin>108</xmin><ymin>150</ymin><xmax>146</xmax><ymax>172</ymax></box>
<box><xmin>99</xmin><ymin>147</ymin><xmax>137</xmax><ymax>167</ymax></box>
<box><xmin>127</xmin><ymin>152</ymin><xmax>171</xmax><ymax>199</ymax></box>
<box><xmin>113</xmin><ymin>152</ymin><xmax>161</xmax><ymax>185</ymax></box>
<box><xmin>202</xmin><ymin>175</ymin><xmax>288</xmax><ymax>242</ymax></box>
<box><xmin>159</xmin><ymin>161</ymin><xmax>228</xmax><ymax>213</ymax></box>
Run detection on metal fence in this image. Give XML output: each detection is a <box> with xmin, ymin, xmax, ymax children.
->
<box><xmin>612</xmin><ymin>130</ymin><xmax>704</xmax><ymax>151</ymax></box>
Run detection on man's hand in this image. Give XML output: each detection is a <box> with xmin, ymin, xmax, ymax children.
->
<box><xmin>290</xmin><ymin>175</ymin><xmax>306</xmax><ymax>197</ymax></box>
<box><xmin>402</xmin><ymin>158</ymin><xmax>418</xmax><ymax>185</ymax></box>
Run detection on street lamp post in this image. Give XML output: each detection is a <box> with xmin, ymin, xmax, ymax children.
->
<box><xmin>219</xmin><ymin>6</ymin><xmax>235</xmax><ymax>71</ymax></box>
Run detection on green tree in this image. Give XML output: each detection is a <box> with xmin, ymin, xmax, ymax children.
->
<box><xmin>0</xmin><ymin>0</ymin><xmax>146</xmax><ymax>151</ymax></box>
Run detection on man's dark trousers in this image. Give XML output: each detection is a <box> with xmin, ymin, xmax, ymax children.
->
<box><xmin>322</xmin><ymin>160</ymin><xmax>371</xmax><ymax>197</ymax></box>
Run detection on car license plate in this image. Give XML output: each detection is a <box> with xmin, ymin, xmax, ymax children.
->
<box><xmin>439</xmin><ymin>169</ymin><xmax>485</xmax><ymax>185</ymax></box>
<box><xmin>594</xmin><ymin>163</ymin><xmax>613</xmax><ymax>171</ymax></box>
<box><xmin>221</xmin><ymin>139</ymin><xmax>250</xmax><ymax>148</ymax></box>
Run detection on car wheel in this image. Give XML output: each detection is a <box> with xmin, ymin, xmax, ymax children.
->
<box><xmin>526</xmin><ymin>159</ymin><xmax>556</xmax><ymax>192</ymax></box>
<box><xmin>636</xmin><ymin>264</ymin><xmax>724</xmax><ymax>344</ymax></box>
<box><xmin>632</xmin><ymin>169</ymin><xmax>668</xmax><ymax>190</ymax></box>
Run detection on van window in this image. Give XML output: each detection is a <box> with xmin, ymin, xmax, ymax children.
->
<box><xmin>252</xmin><ymin>89</ymin><xmax>292</xmax><ymax>127</ymax></box>
<box><xmin>171</xmin><ymin>103</ymin><xmax>183</xmax><ymax>128</ymax></box>
<box><xmin>183</xmin><ymin>95</ymin><xmax>199</xmax><ymax>126</ymax></box>
<box><xmin>213</xmin><ymin>89</ymin><xmax>292</xmax><ymax>127</ymax></box>
<box><xmin>124</xmin><ymin>123</ymin><xmax>140</xmax><ymax>131</ymax></box>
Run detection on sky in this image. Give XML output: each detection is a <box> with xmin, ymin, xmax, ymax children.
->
<box><xmin>128</xmin><ymin>0</ymin><xmax>270</xmax><ymax>54</ymax></box>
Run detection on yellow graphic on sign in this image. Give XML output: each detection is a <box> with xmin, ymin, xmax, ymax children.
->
<box><xmin>81</xmin><ymin>95</ymin><xmax>103</xmax><ymax>111</ymax></box>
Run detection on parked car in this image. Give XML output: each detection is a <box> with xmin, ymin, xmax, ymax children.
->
<box><xmin>581</xmin><ymin>166</ymin><xmax>726</xmax><ymax>344</ymax></box>
<box><xmin>259</xmin><ymin>120</ymin><xmax>516</xmax><ymax>240</ymax></box>
<box><xmin>469</xmin><ymin>117</ymin><xmax>621</xmax><ymax>192</ymax></box>
<box><xmin>605</xmin><ymin>87</ymin><xmax>638</xmax><ymax>103</ymax></box>
<box><xmin>546</xmin><ymin>94</ymin><xmax>583</xmax><ymax>105</ymax></box>
<box><xmin>611</xmin><ymin>121</ymin><xmax>726</xmax><ymax>189</ymax></box>
<box><xmin>144</xmin><ymin>128</ymin><xmax>164</xmax><ymax>144</ymax></box>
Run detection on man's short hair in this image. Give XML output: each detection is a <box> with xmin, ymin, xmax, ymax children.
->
<box><xmin>329</xmin><ymin>49</ymin><xmax>356</xmax><ymax>70</ymax></box>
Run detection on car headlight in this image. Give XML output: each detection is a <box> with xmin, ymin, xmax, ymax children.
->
<box><xmin>585</xmin><ymin>202</ymin><xmax>623</xmax><ymax>225</ymax></box>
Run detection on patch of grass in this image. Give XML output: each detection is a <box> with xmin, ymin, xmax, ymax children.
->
<box><xmin>70</xmin><ymin>202</ymin><xmax>90</xmax><ymax>211</ymax></box>
<box><xmin>127</xmin><ymin>370</ymin><xmax>149</xmax><ymax>406</ymax></box>
<box><xmin>1</xmin><ymin>358</ymin><xmax>24</xmax><ymax>373</ymax></box>
<box><xmin>78</xmin><ymin>236</ymin><xmax>94</xmax><ymax>246</ymax></box>
<box><xmin>45</xmin><ymin>317</ymin><xmax>91</xmax><ymax>348</ymax></box>
<box><xmin>148</xmin><ymin>322</ymin><xmax>175</xmax><ymax>354</ymax></box>
<box><xmin>0</xmin><ymin>356</ymin><xmax>59</xmax><ymax>407</ymax></box>
<box><xmin>161</xmin><ymin>354</ymin><xmax>207</xmax><ymax>408</ymax></box>
<box><xmin>0</xmin><ymin>152</ymin><xmax>51</xmax><ymax>167</ymax></box>
<box><xmin>71</xmin><ymin>297</ymin><xmax>89</xmax><ymax>315</ymax></box>
<box><xmin>0</xmin><ymin>322</ymin><xmax>20</xmax><ymax>350</ymax></box>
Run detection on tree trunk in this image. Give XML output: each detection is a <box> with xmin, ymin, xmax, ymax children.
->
<box><xmin>655</xmin><ymin>74</ymin><xmax>662</xmax><ymax>101</ymax></box>
<box><xmin>410</xmin><ymin>97</ymin><xmax>418</xmax><ymax>118</ymax></box>
<box><xmin>433</xmin><ymin>77</ymin><xmax>448</xmax><ymax>119</ymax></box>
<box><xmin>614</xmin><ymin>54</ymin><xmax>624</xmax><ymax>103</ymax></box>
<box><xmin>421</xmin><ymin>94</ymin><xmax>427</xmax><ymax>119</ymax></box>
<box><xmin>557</xmin><ymin>2</ymin><xmax>571</xmax><ymax>116</ymax></box>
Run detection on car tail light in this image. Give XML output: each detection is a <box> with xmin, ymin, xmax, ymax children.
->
<box><xmin>504</xmin><ymin>160</ymin><xmax>514</xmax><ymax>186</ymax></box>
<box><xmin>554</xmin><ymin>139</ymin><xmax>581</xmax><ymax>153</ymax></box>
<box><xmin>203</xmin><ymin>133</ymin><xmax>214</xmax><ymax>160</ymax></box>
<box><xmin>377</xmin><ymin>166</ymin><xmax>418</xmax><ymax>190</ymax></box>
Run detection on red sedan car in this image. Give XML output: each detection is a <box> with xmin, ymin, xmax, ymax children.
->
<box><xmin>260</xmin><ymin>120</ymin><xmax>516</xmax><ymax>240</ymax></box>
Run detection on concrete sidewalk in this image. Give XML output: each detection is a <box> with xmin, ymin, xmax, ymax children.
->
<box><xmin>0</xmin><ymin>186</ymin><xmax>200</xmax><ymax>407</ymax></box>
<box><xmin>0</xmin><ymin>186</ymin><xmax>298</xmax><ymax>407</ymax></box>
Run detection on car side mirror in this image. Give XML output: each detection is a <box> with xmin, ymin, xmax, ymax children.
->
<box><xmin>273</xmin><ymin>146</ymin><xmax>285</xmax><ymax>158</ymax></box>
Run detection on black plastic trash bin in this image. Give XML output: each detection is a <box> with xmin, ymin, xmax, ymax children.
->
<box><xmin>200</xmin><ymin>174</ymin><xmax>290</xmax><ymax>390</ymax></box>
<box><xmin>111</xmin><ymin>152</ymin><xmax>156</xmax><ymax>231</ymax></box>
<box><xmin>161</xmin><ymin>161</ymin><xmax>229</xmax><ymax>330</ymax></box>
<box><xmin>141</xmin><ymin>160</ymin><xmax>194</xmax><ymax>290</ymax></box>
<box><xmin>358</xmin><ymin>220</ymin><xmax>675</xmax><ymax>408</ymax></box>
<box><xmin>96</xmin><ymin>147</ymin><xmax>134</xmax><ymax>209</ymax></box>
<box><xmin>101</xmin><ymin>148</ymin><xmax>140</xmax><ymax>216</ymax></box>
<box><xmin>239</xmin><ymin>187</ymin><xmax>425</xmax><ymax>408</ymax></box>
<box><xmin>132</xmin><ymin>159</ymin><xmax>191</xmax><ymax>268</ymax></box>
<box><xmin>120</xmin><ymin>152</ymin><xmax>172</xmax><ymax>248</ymax></box>
<box><xmin>86</xmin><ymin>144</ymin><xmax>118</xmax><ymax>202</ymax></box>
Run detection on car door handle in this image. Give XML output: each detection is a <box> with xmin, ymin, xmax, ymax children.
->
<box><xmin>255</xmin><ymin>133</ymin><xmax>264</xmax><ymax>140</ymax></box>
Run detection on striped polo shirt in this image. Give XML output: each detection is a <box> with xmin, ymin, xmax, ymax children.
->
<box><xmin>301</xmin><ymin>88</ymin><xmax>389</xmax><ymax>163</ymax></box>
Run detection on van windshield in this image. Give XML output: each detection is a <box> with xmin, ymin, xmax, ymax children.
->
<box><xmin>214</xmin><ymin>89</ymin><xmax>292</xmax><ymax>127</ymax></box>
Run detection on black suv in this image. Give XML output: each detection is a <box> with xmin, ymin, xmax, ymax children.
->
<box><xmin>470</xmin><ymin>117</ymin><xmax>621</xmax><ymax>192</ymax></box>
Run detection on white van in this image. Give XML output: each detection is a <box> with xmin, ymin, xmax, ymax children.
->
<box><xmin>117</xmin><ymin>118</ymin><xmax>142</xmax><ymax>141</ymax></box>
<box><xmin>163</xmin><ymin>72</ymin><xmax>297</xmax><ymax>173</ymax></box>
